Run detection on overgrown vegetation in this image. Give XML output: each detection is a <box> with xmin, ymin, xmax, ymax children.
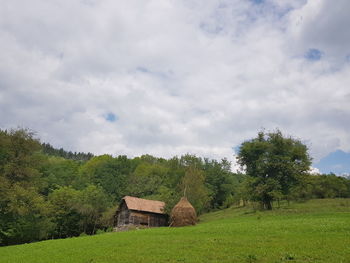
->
<box><xmin>0</xmin><ymin>128</ymin><xmax>349</xmax><ymax>246</ymax></box>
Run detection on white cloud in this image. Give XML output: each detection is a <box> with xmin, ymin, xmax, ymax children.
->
<box><xmin>288</xmin><ymin>0</ymin><xmax>350</xmax><ymax>61</ymax></box>
<box><xmin>309</xmin><ymin>167</ymin><xmax>320</xmax><ymax>175</ymax></box>
<box><xmin>0</xmin><ymin>0</ymin><xmax>350</xmax><ymax>169</ymax></box>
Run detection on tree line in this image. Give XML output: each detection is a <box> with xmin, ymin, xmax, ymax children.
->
<box><xmin>0</xmin><ymin>128</ymin><xmax>349</xmax><ymax>246</ymax></box>
<box><xmin>41</xmin><ymin>142</ymin><xmax>94</xmax><ymax>161</ymax></box>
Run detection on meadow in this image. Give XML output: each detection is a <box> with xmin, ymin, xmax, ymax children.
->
<box><xmin>0</xmin><ymin>199</ymin><xmax>349</xmax><ymax>263</ymax></box>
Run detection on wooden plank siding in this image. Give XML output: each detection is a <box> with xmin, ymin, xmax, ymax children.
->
<box><xmin>115</xmin><ymin>197</ymin><xmax>168</xmax><ymax>229</ymax></box>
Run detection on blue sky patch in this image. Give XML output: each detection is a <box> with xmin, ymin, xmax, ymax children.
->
<box><xmin>105</xmin><ymin>112</ymin><xmax>117</xmax><ymax>122</ymax></box>
<box><xmin>136</xmin><ymin>66</ymin><xmax>172</xmax><ymax>80</ymax></box>
<box><xmin>136</xmin><ymin>66</ymin><xmax>149</xmax><ymax>73</ymax></box>
<box><xmin>346</xmin><ymin>55</ymin><xmax>350</xmax><ymax>62</ymax></box>
<box><xmin>305</xmin><ymin>48</ymin><xmax>323</xmax><ymax>61</ymax></box>
<box><xmin>251</xmin><ymin>0</ymin><xmax>264</xmax><ymax>4</ymax></box>
<box><xmin>314</xmin><ymin>150</ymin><xmax>350</xmax><ymax>175</ymax></box>
<box><xmin>233</xmin><ymin>145</ymin><xmax>241</xmax><ymax>154</ymax></box>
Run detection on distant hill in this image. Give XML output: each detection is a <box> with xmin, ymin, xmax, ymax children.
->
<box><xmin>41</xmin><ymin>142</ymin><xmax>94</xmax><ymax>161</ymax></box>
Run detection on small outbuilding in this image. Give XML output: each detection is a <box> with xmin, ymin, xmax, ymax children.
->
<box><xmin>170</xmin><ymin>197</ymin><xmax>197</xmax><ymax>227</ymax></box>
<box><xmin>115</xmin><ymin>196</ymin><xmax>168</xmax><ymax>229</ymax></box>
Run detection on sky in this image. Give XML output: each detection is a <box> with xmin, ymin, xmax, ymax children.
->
<box><xmin>1</xmin><ymin>0</ymin><xmax>350</xmax><ymax>173</ymax></box>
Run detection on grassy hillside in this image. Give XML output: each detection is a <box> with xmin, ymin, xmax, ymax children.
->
<box><xmin>0</xmin><ymin>199</ymin><xmax>349</xmax><ymax>263</ymax></box>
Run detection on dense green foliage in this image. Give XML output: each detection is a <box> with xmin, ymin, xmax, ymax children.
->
<box><xmin>237</xmin><ymin>130</ymin><xmax>312</xmax><ymax>209</ymax></box>
<box><xmin>0</xmin><ymin>199</ymin><xmax>349</xmax><ymax>263</ymax></box>
<box><xmin>0</xmin><ymin>128</ymin><xmax>349</xmax><ymax>247</ymax></box>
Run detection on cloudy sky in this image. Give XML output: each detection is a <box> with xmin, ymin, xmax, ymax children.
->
<box><xmin>1</xmin><ymin>0</ymin><xmax>350</xmax><ymax>173</ymax></box>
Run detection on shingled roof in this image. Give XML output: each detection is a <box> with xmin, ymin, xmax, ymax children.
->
<box><xmin>122</xmin><ymin>196</ymin><xmax>165</xmax><ymax>214</ymax></box>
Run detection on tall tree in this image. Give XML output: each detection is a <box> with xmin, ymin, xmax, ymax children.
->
<box><xmin>203</xmin><ymin>158</ymin><xmax>240</xmax><ymax>209</ymax></box>
<box><xmin>49</xmin><ymin>186</ymin><xmax>81</xmax><ymax>238</ymax></box>
<box><xmin>41</xmin><ymin>157</ymin><xmax>81</xmax><ymax>194</ymax></box>
<box><xmin>79</xmin><ymin>155</ymin><xmax>132</xmax><ymax>201</ymax></box>
<box><xmin>127</xmin><ymin>162</ymin><xmax>168</xmax><ymax>197</ymax></box>
<box><xmin>0</xmin><ymin>129</ymin><xmax>54</xmax><ymax>245</ymax></box>
<box><xmin>237</xmin><ymin>130</ymin><xmax>311</xmax><ymax>209</ymax></box>
<box><xmin>2</xmin><ymin>129</ymin><xmax>42</xmax><ymax>184</ymax></box>
<box><xmin>180</xmin><ymin>167</ymin><xmax>211</xmax><ymax>214</ymax></box>
<box><xmin>76</xmin><ymin>185</ymin><xmax>111</xmax><ymax>234</ymax></box>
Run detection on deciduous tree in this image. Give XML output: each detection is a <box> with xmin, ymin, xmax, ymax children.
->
<box><xmin>237</xmin><ymin>130</ymin><xmax>311</xmax><ymax>209</ymax></box>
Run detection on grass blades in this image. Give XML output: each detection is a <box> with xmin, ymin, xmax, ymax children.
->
<box><xmin>0</xmin><ymin>199</ymin><xmax>349</xmax><ymax>263</ymax></box>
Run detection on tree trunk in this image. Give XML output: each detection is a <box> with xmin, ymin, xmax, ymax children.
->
<box><xmin>265</xmin><ymin>201</ymin><xmax>272</xmax><ymax>210</ymax></box>
<box><xmin>92</xmin><ymin>219</ymin><xmax>97</xmax><ymax>235</ymax></box>
<box><xmin>263</xmin><ymin>197</ymin><xmax>272</xmax><ymax>210</ymax></box>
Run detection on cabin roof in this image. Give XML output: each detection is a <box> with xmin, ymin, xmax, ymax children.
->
<box><xmin>122</xmin><ymin>196</ymin><xmax>165</xmax><ymax>214</ymax></box>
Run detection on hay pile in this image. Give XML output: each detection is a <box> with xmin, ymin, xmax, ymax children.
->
<box><xmin>170</xmin><ymin>197</ymin><xmax>197</xmax><ymax>227</ymax></box>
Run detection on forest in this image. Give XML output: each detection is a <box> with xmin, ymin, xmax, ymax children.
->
<box><xmin>0</xmin><ymin>128</ymin><xmax>349</xmax><ymax>246</ymax></box>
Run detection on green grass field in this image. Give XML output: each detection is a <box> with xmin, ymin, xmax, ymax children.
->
<box><xmin>1</xmin><ymin>199</ymin><xmax>349</xmax><ymax>263</ymax></box>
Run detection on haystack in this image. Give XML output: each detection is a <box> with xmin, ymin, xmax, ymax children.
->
<box><xmin>170</xmin><ymin>197</ymin><xmax>197</xmax><ymax>227</ymax></box>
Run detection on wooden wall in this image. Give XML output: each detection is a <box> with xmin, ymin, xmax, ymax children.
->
<box><xmin>116</xmin><ymin>201</ymin><xmax>130</xmax><ymax>227</ymax></box>
<box><xmin>129</xmin><ymin>211</ymin><xmax>167</xmax><ymax>227</ymax></box>
<box><xmin>116</xmin><ymin>201</ymin><xmax>168</xmax><ymax>227</ymax></box>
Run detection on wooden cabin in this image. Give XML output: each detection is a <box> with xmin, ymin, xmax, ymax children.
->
<box><xmin>115</xmin><ymin>196</ymin><xmax>168</xmax><ymax>229</ymax></box>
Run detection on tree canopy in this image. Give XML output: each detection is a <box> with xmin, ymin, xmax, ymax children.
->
<box><xmin>237</xmin><ymin>130</ymin><xmax>312</xmax><ymax>209</ymax></box>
